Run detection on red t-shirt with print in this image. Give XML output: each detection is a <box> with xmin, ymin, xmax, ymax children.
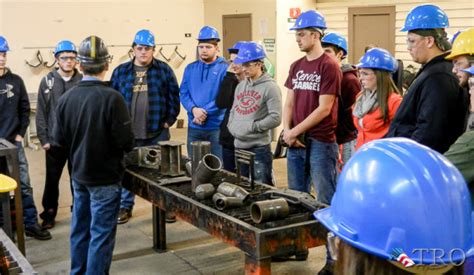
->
<box><xmin>284</xmin><ymin>53</ymin><xmax>342</xmax><ymax>143</ymax></box>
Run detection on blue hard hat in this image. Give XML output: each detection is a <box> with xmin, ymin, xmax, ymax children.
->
<box><xmin>198</xmin><ymin>26</ymin><xmax>220</xmax><ymax>42</ymax></box>
<box><xmin>233</xmin><ymin>42</ymin><xmax>266</xmax><ymax>64</ymax></box>
<box><xmin>314</xmin><ymin>138</ymin><xmax>473</xmax><ymax>265</ymax></box>
<box><xmin>54</xmin><ymin>40</ymin><xmax>77</xmax><ymax>56</ymax></box>
<box><xmin>134</xmin><ymin>29</ymin><xmax>155</xmax><ymax>47</ymax></box>
<box><xmin>462</xmin><ymin>65</ymin><xmax>474</xmax><ymax>75</ymax></box>
<box><xmin>401</xmin><ymin>4</ymin><xmax>449</xmax><ymax>32</ymax></box>
<box><xmin>357</xmin><ymin>48</ymin><xmax>397</xmax><ymax>72</ymax></box>
<box><xmin>0</xmin><ymin>36</ymin><xmax>10</xmax><ymax>52</ymax></box>
<box><xmin>321</xmin><ymin>32</ymin><xmax>348</xmax><ymax>56</ymax></box>
<box><xmin>290</xmin><ymin>10</ymin><xmax>327</xmax><ymax>31</ymax></box>
<box><xmin>227</xmin><ymin>41</ymin><xmax>246</xmax><ymax>53</ymax></box>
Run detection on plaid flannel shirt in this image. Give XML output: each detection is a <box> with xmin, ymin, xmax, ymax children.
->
<box><xmin>111</xmin><ymin>58</ymin><xmax>180</xmax><ymax>136</ymax></box>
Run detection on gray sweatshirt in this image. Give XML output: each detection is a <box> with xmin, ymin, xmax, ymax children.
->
<box><xmin>228</xmin><ymin>73</ymin><xmax>282</xmax><ymax>149</ymax></box>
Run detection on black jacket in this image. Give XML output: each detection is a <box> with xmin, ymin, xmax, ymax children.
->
<box><xmin>36</xmin><ymin>69</ymin><xmax>82</xmax><ymax>145</ymax></box>
<box><xmin>215</xmin><ymin>72</ymin><xmax>239</xmax><ymax>149</ymax></box>
<box><xmin>53</xmin><ymin>80</ymin><xmax>134</xmax><ymax>186</ymax></box>
<box><xmin>386</xmin><ymin>53</ymin><xmax>468</xmax><ymax>153</ymax></box>
<box><xmin>0</xmin><ymin>69</ymin><xmax>30</xmax><ymax>142</ymax></box>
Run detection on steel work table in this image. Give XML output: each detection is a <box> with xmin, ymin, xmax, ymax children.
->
<box><xmin>122</xmin><ymin>166</ymin><xmax>327</xmax><ymax>275</ymax></box>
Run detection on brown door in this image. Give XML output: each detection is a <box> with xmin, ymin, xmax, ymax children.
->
<box><xmin>348</xmin><ymin>6</ymin><xmax>396</xmax><ymax>64</ymax></box>
<box><xmin>222</xmin><ymin>14</ymin><xmax>252</xmax><ymax>59</ymax></box>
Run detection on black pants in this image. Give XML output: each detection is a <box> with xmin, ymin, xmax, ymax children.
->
<box><xmin>41</xmin><ymin>146</ymin><xmax>71</xmax><ymax>219</ymax></box>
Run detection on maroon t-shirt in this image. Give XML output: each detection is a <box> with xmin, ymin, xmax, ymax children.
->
<box><xmin>284</xmin><ymin>53</ymin><xmax>342</xmax><ymax>143</ymax></box>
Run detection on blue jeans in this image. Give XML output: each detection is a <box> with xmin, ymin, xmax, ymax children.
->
<box><xmin>187</xmin><ymin>128</ymin><xmax>222</xmax><ymax>160</ymax></box>
<box><xmin>16</xmin><ymin>142</ymin><xmax>39</xmax><ymax>227</ymax></box>
<box><xmin>287</xmin><ymin>138</ymin><xmax>338</xmax><ymax>205</ymax></box>
<box><xmin>222</xmin><ymin>146</ymin><xmax>236</xmax><ymax>173</ymax></box>
<box><xmin>237</xmin><ymin>145</ymin><xmax>273</xmax><ymax>185</ymax></box>
<box><xmin>121</xmin><ymin>128</ymin><xmax>170</xmax><ymax>210</ymax></box>
<box><xmin>341</xmin><ymin>139</ymin><xmax>356</xmax><ymax>167</ymax></box>
<box><xmin>70</xmin><ymin>180</ymin><xmax>121</xmax><ymax>275</ymax></box>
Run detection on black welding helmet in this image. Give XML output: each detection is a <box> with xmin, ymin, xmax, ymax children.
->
<box><xmin>77</xmin><ymin>35</ymin><xmax>111</xmax><ymax>65</ymax></box>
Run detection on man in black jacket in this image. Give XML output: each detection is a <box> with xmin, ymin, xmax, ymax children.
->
<box><xmin>53</xmin><ymin>36</ymin><xmax>134</xmax><ymax>274</ymax></box>
<box><xmin>386</xmin><ymin>4</ymin><xmax>468</xmax><ymax>153</ymax></box>
<box><xmin>36</xmin><ymin>40</ymin><xmax>82</xmax><ymax>229</ymax></box>
<box><xmin>215</xmin><ymin>41</ymin><xmax>245</xmax><ymax>172</ymax></box>
<box><xmin>0</xmin><ymin>35</ymin><xmax>52</xmax><ymax>240</ymax></box>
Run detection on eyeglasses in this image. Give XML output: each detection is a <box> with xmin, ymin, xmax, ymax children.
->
<box><xmin>406</xmin><ymin>36</ymin><xmax>428</xmax><ymax>48</ymax></box>
<box><xmin>59</xmin><ymin>56</ymin><xmax>77</xmax><ymax>62</ymax></box>
<box><xmin>242</xmin><ymin>62</ymin><xmax>258</xmax><ymax>68</ymax></box>
<box><xmin>452</xmin><ymin>59</ymin><xmax>470</xmax><ymax>71</ymax></box>
<box><xmin>135</xmin><ymin>46</ymin><xmax>153</xmax><ymax>52</ymax></box>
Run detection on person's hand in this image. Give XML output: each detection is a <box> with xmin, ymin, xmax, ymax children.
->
<box><xmin>192</xmin><ymin>107</ymin><xmax>207</xmax><ymax>123</ymax></box>
<box><xmin>42</xmin><ymin>143</ymin><xmax>51</xmax><ymax>150</ymax></box>
<box><xmin>283</xmin><ymin>129</ymin><xmax>305</xmax><ymax>148</ymax></box>
<box><xmin>163</xmin><ymin>123</ymin><xmax>170</xmax><ymax>129</ymax></box>
<box><xmin>15</xmin><ymin>135</ymin><xmax>23</xmax><ymax>142</ymax></box>
<box><xmin>192</xmin><ymin>117</ymin><xmax>206</xmax><ymax>125</ymax></box>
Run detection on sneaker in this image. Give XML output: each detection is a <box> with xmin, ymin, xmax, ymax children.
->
<box><xmin>165</xmin><ymin>213</ymin><xmax>176</xmax><ymax>223</ymax></box>
<box><xmin>117</xmin><ymin>208</ymin><xmax>132</xmax><ymax>224</ymax></box>
<box><xmin>25</xmin><ymin>223</ymin><xmax>52</xmax><ymax>240</ymax></box>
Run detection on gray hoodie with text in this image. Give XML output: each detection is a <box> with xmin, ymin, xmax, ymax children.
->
<box><xmin>228</xmin><ymin>73</ymin><xmax>282</xmax><ymax>149</ymax></box>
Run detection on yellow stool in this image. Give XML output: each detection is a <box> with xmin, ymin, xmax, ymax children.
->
<box><xmin>0</xmin><ymin>174</ymin><xmax>17</xmax><ymax>240</ymax></box>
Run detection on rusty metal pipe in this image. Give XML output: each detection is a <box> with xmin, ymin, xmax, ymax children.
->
<box><xmin>212</xmin><ymin>193</ymin><xmax>244</xmax><ymax>210</ymax></box>
<box><xmin>193</xmin><ymin>154</ymin><xmax>222</xmax><ymax>190</ymax></box>
<box><xmin>195</xmin><ymin>183</ymin><xmax>215</xmax><ymax>200</ymax></box>
<box><xmin>250</xmin><ymin>198</ymin><xmax>289</xmax><ymax>224</ymax></box>
<box><xmin>216</xmin><ymin>182</ymin><xmax>249</xmax><ymax>201</ymax></box>
<box><xmin>146</xmin><ymin>149</ymin><xmax>159</xmax><ymax>162</ymax></box>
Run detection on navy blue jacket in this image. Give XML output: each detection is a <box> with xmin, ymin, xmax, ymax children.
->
<box><xmin>110</xmin><ymin>58</ymin><xmax>180</xmax><ymax>137</ymax></box>
<box><xmin>0</xmin><ymin>69</ymin><xmax>30</xmax><ymax>142</ymax></box>
<box><xmin>386</xmin><ymin>53</ymin><xmax>468</xmax><ymax>153</ymax></box>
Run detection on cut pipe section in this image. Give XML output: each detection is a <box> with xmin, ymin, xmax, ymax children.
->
<box><xmin>250</xmin><ymin>198</ymin><xmax>289</xmax><ymax>224</ymax></box>
<box><xmin>212</xmin><ymin>193</ymin><xmax>244</xmax><ymax>210</ymax></box>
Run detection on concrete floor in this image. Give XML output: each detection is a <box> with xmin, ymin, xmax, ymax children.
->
<box><xmin>22</xmin><ymin>128</ymin><xmax>325</xmax><ymax>274</ymax></box>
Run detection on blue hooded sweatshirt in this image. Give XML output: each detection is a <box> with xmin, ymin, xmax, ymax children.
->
<box><xmin>180</xmin><ymin>56</ymin><xmax>228</xmax><ymax>130</ymax></box>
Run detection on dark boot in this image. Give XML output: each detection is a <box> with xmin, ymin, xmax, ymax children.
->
<box><xmin>25</xmin><ymin>223</ymin><xmax>52</xmax><ymax>240</ymax></box>
<box><xmin>39</xmin><ymin>208</ymin><xmax>57</xmax><ymax>229</ymax></box>
<box><xmin>117</xmin><ymin>208</ymin><xmax>132</xmax><ymax>224</ymax></box>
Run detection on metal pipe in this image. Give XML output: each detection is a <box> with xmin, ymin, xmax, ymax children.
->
<box><xmin>185</xmin><ymin>160</ymin><xmax>192</xmax><ymax>177</ymax></box>
<box><xmin>216</xmin><ymin>182</ymin><xmax>249</xmax><ymax>201</ymax></box>
<box><xmin>191</xmin><ymin>141</ymin><xmax>211</xmax><ymax>191</ymax></box>
<box><xmin>212</xmin><ymin>193</ymin><xmax>244</xmax><ymax>210</ymax></box>
<box><xmin>158</xmin><ymin>141</ymin><xmax>184</xmax><ymax>176</ymax></box>
<box><xmin>250</xmin><ymin>198</ymin><xmax>289</xmax><ymax>224</ymax></box>
<box><xmin>146</xmin><ymin>149</ymin><xmax>159</xmax><ymax>162</ymax></box>
<box><xmin>193</xmin><ymin>154</ymin><xmax>222</xmax><ymax>190</ymax></box>
<box><xmin>195</xmin><ymin>183</ymin><xmax>215</xmax><ymax>200</ymax></box>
